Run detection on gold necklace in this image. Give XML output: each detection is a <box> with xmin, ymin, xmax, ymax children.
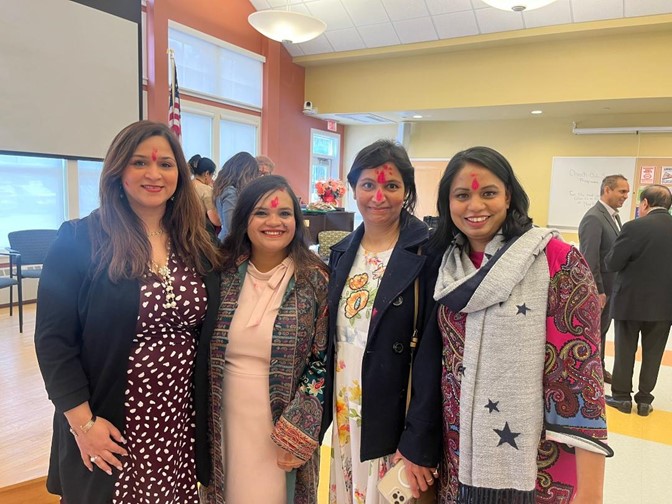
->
<box><xmin>149</xmin><ymin>240</ymin><xmax>176</xmax><ymax>309</ymax></box>
<box><xmin>147</xmin><ymin>229</ymin><xmax>165</xmax><ymax>237</ymax></box>
<box><xmin>362</xmin><ymin>231</ymin><xmax>399</xmax><ymax>254</ymax></box>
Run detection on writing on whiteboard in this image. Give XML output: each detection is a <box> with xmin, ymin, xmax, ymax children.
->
<box><xmin>548</xmin><ymin>157</ymin><xmax>635</xmax><ymax>230</ymax></box>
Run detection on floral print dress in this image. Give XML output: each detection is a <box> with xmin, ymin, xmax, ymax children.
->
<box><xmin>330</xmin><ymin>245</ymin><xmax>395</xmax><ymax>504</ymax></box>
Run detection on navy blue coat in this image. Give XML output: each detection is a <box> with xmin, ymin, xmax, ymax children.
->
<box><xmin>320</xmin><ymin>211</ymin><xmax>442</xmax><ymax>466</ymax></box>
<box><xmin>34</xmin><ymin>216</ymin><xmax>220</xmax><ymax>504</ymax></box>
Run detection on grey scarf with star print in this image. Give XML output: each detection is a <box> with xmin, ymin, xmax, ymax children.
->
<box><xmin>434</xmin><ymin>227</ymin><xmax>558</xmax><ymax>501</ymax></box>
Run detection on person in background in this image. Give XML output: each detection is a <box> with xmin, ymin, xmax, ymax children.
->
<box><xmin>578</xmin><ymin>174</ymin><xmax>630</xmax><ymax>384</ymax></box>
<box><xmin>201</xmin><ymin>175</ymin><xmax>329</xmax><ymax>504</ymax></box>
<box><xmin>605</xmin><ymin>184</ymin><xmax>672</xmax><ymax>416</ymax></box>
<box><xmin>189</xmin><ymin>154</ymin><xmax>222</xmax><ymax>229</ymax></box>
<box><xmin>257</xmin><ymin>154</ymin><xmax>276</xmax><ymax>176</ymax></box>
<box><xmin>34</xmin><ymin>121</ymin><xmax>222</xmax><ymax>504</ymax></box>
<box><xmin>322</xmin><ymin>139</ymin><xmax>441</xmax><ymax>503</ymax></box>
<box><xmin>420</xmin><ymin>146</ymin><xmax>612</xmax><ymax>503</ymax></box>
<box><xmin>213</xmin><ymin>151</ymin><xmax>260</xmax><ymax>241</ymax></box>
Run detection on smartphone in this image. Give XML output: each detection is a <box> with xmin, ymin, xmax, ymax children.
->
<box><xmin>377</xmin><ymin>460</ymin><xmax>415</xmax><ymax>504</ymax></box>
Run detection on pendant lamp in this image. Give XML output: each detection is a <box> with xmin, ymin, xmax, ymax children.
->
<box><xmin>481</xmin><ymin>0</ymin><xmax>558</xmax><ymax>12</ymax></box>
<box><xmin>248</xmin><ymin>9</ymin><xmax>326</xmax><ymax>44</ymax></box>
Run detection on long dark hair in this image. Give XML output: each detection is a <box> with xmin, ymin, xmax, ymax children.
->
<box><xmin>430</xmin><ymin>146</ymin><xmax>533</xmax><ymax>252</ymax></box>
<box><xmin>213</xmin><ymin>151</ymin><xmax>260</xmax><ymax>198</ymax></box>
<box><xmin>220</xmin><ymin>175</ymin><xmax>328</xmax><ymax>279</ymax></box>
<box><xmin>347</xmin><ymin>139</ymin><xmax>418</xmax><ymax>213</ymax></box>
<box><xmin>92</xmin><ymin>120</ymin><xmax>221</xmax><ymax>280</ymax></box>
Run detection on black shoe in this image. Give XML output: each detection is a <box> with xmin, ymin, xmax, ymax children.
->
<box><xmin>605</xmin><ymin>395</ymin><xmax>632</xmax><ymax>414</ymax></box>
<box><xmin>637</xmin><ymin>403</ymin><xmax>653</xmax><ymax>416</ymax></box>
<box><xmin>603</xmin><ymin>370</ymin><xmax>612</xmax><ymax>384</ymax></box>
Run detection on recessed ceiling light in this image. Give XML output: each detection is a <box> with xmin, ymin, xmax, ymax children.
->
<box><xmin>531</xmin><ymin>110</ymin><xmax>543</xmax><ymax>115</ymax></box>
<box><xmin>412</xmin><ymin>115</ymin><xmax>423</xmax><ymax>119</ymax></box>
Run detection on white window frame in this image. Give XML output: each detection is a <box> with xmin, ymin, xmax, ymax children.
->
<box><xmin>168</xmin><ymin>20</ymin><xmax>265</xmax><ymax>112</ymax></box>
<box><xmin>181</xmin><ymin>99</ymin><xmax>261</xmax><ymax>169</ymax></box>
<box><xmin>309</xmin><ymin>129</ymin><xmax>341</xmax><ymax>201</ymax></box>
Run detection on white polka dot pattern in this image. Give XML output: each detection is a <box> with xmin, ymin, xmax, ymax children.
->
<box><xmin>113</xmin><ymin>255</ymin><xmax>206</xmax><ymax>504</ymax></box>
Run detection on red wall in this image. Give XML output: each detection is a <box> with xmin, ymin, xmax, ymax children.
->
<box><xmin>146</xmin><ymin>0</ymin><xmax>345</xmax><ymax>201</ymax></box>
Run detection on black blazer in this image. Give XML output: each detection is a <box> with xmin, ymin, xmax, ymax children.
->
<box><xmin>605</xmin><ymin>208</ymin><xmax>672</xmax><ymax>321</ymax></box>
<box><xmin>320</xmin><ymin>211</ymin><xmax>442</xmax><ymax>466</ymax></box>
<box><xmin>34</xmin><ymin>216</ymin><xmax>220</xmax><ymax>504</ymax></box>
<box><xmin>578</xmin><ymin>201</ymin><xmax>620</xmax><ymax>298</ymax></box>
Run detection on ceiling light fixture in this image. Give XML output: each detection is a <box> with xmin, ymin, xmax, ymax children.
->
<box><xmin>412</xmin><ymin>115</ymin><xmax>423</xmax><ymax>119</ymax></box>
<box><xmin>572</xmin><ymin>123</ymin><xmax>672</xmax><ymax>135</ymax></box>
<box><xmin>481</xmin><ymin>0</ymin><xmax>558</xmax><ymax>12</ymax></box>
<box><xmin>531</xmin><ymin>110</ymin><xmax>543</xmax><ymax>115</ymax></box>
<box><xmin>248</xmin><ymin>6</ymin><xmax>326</xmax><ymax>44</ymax></box>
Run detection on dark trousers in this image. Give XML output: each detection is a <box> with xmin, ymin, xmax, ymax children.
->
<box><xmin>612</xmin><ymin>319</ymin><xmax>671</xmax><ymax>404</ymax></box>
<box><xmin>599</xmin><ymin>296</ymin><xmax>612</xmax><ymax>369</ymax></box>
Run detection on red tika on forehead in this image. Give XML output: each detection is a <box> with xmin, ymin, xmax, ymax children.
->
<box><xmin>151</xmin><ymin>148</ymin><xmax>158</xmax><ymax>161</ymax></box>
<box><xmin>471</xmin><ymin>174</ymin><xmax>480</xmax><ymax>190</ymax></box>
<box><xmin>377</xmin><ymin>169</ymin><xmax>387</xmax><ymax>183</ymax></box>
<box><xmin>270</xmin><ymin>196</ymin><xmax>279</xmax><ymax>208</ymax></box>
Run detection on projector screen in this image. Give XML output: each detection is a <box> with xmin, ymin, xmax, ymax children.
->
<box><xmin>0</xmin><ymin>0</ymin><xmax>141</xmax><ymax>159</ymax></box>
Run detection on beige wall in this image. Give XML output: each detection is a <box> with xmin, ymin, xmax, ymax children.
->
<box><xmin>345</xmin><ymin>115</ymin><xmax>672</xmax><ymax>242</ymax></box>
<box><xmin>304</xmin><ymin>23</ymin><xmax>672</xmax><ymax>116</ymax></box>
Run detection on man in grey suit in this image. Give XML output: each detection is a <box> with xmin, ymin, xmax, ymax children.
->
<box><xmin>604</xmin><ymin>185</ymin><xmax>672</xmax><ymax>416</ymax></box>
<box><xmin>578</xmin><ymin>174</ymin><xmax>630</xmax><ymax>383</ymax></box>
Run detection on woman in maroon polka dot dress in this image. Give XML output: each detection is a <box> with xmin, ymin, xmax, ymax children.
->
<box><xmin>35</xmin><ymin>121</ymin><xmax>222</xmax><ymax>504</ymax></box>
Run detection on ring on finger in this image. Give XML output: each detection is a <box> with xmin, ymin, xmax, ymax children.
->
<box><xmin>90</xmin><ymin>456</ymin><xmax>99</xmax><ymax>463</ymax></box>
<box><xmin>426</xmin><ymin>477</ymin><xmax>434</xmax><ymax>483</ymax></box>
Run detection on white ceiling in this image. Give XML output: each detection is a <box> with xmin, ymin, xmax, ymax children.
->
<box><xmin>248</xmin><ymin>0</ymin><xmax>672</xmax><ymax>57</ymax></box>
<box><xmin>248</xmin><ymin>0</ymin><xmax>672</xmax><ymax>124</ymax></box>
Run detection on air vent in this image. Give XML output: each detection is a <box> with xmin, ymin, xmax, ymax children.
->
<box><xmin>333</xmin><ymin>113</ymin><xmax>394</xmax><ymax>124</ymax></box>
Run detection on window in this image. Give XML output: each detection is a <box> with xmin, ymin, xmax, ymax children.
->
<box><xmin>0</xmin><ymin>154</ymin><xmax>66</xmax><ymax>247</ymax></box>
<box><xmin>168</xmin><ymin>22</ymin><xmax>264</xmax><ymax>109</ymax></box>
<box><xmin>78</xmin><ymin>160</ymin><xmax>103</xmax><ymax>217</ymax></box>
<box><xmin>220</xmin><ymin>119</ymin><xmax>257</xmax><ymax>163</ymax></box>
<box><xmin>310</xmin><ymin>130</ymin><xmax>341</xmax><ymax>202</ymax></box>
<box><xmin>181</xmin><ymin>111</ymin><xmax>213</xmax><ymax>162</ymax></box>
<box><xmin>181</xmin><ymin>101</ymin><xmax>260</xmax><ymax>170</ymax></box>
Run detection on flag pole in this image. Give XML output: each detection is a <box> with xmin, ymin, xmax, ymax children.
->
<box><xmin>168</xmin><ymin>49</ymin><xmax>176</xmax><ymax>120</ymax></box>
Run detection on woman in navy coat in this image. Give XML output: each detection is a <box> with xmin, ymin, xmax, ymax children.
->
<box><xmin>321</xmin><ymin>139</ymin><xmax>441</xmax><ymax>503</ymax></box>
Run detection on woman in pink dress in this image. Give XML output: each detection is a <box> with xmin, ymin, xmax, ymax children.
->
<box><xmin>413</xmin><ymin>146</ymin><xmax>614</xmax><ymax>503</ymax></box>
<box><xmin>201</xmin><ymin>175</ymin><xmax>329</xmax><ymax>504</ymax></box>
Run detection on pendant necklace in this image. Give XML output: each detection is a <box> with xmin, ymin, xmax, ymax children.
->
<box><xmin>149</xmin><ymin>240</ymin><xmax>176</xmax><ymax>309</ymax></box>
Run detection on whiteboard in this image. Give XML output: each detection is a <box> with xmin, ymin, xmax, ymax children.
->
<box><xmin>547</xmin><ymin>157</ymin><xmax>636</xmax><ymax>231</ymax></box>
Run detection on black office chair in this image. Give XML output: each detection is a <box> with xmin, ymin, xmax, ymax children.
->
<box><xmin>0</xmin><ymin>250</ymin><xmax>22</xmax><ymax>332</ymax></box>
<box><xmin>7</xmin><ymin>229</ymin><xmax>58</xmax><ymax>333</ymax></box>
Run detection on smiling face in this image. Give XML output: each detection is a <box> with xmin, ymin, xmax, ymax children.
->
<box><xmin>603</xmin><ymin>179</ymin><xmax>630</xmax><ymax>210</ymax></box>
<box><xmin>121</xmin><ymin>135</ymin><xmax>178</xmax><ymax>217</ymax></box>
<box><xmin>247</xmin><ymin>189</ymin><xmax>296</xmax><ymax>261</ymax></box>
<box><xmin>353</xmin><ymin>163</ymin><xmax>406</xmax><ymax>228</ymax></box>
<box><xmin>449</xmin><ymin>163</ymin><xmax>511</xmax><ymax>252</ymax></box>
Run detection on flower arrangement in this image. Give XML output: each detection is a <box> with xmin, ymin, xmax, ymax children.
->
<box><xmin>315</xmin><ymin>178</ymin><xmax>346</xmax><ymax>204</ymax></box>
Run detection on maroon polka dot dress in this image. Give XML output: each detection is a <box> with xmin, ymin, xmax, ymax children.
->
<box><xmin>113</xmin><ymin>254</ymin><xmax>206</xmax><ymax>504</ymax></box>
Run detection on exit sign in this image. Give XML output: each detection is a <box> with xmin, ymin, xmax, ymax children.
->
<box><xmin>327</xmin><ymin>120</ymin><xmax>337</xmax><ymax>132</ymax></box>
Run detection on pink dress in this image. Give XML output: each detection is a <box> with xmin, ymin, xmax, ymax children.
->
<box><xmin>221</xmin><ymin>259</ymin><xmax>294</xmax><ymax>503</ymax></box>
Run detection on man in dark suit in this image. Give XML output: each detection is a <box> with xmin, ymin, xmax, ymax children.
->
<box><xmin>578</xmin><ymin>174</ymin><xmax>630</xmax><ymax>383</ymax></box>
<box><xmin>604</xmin><ymin>185</ymin><xmax>672</xmax><ymax>416</ymax></box>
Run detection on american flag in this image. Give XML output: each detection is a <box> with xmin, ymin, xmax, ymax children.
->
<box><xmin>169</xmin><ymin>59</ymin><xmax>182</xmax><ymax>142</ymax></box>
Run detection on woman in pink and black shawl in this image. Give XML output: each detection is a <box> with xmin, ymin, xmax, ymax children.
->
<box><xmin>412</xmin><ymin>146</ymin><xmax>613</xmax><ymax>503</ymax></box>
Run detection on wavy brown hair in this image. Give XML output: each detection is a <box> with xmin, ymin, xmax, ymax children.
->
<box><xmin>213</xmin><ymin>151</ymin><xmax>260</xmax><ymax>198</ymax></box>
<box><xmin>91</xmin><ymin>120</ymin><xmax>221</xmax><ymax>281</ymax></box>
